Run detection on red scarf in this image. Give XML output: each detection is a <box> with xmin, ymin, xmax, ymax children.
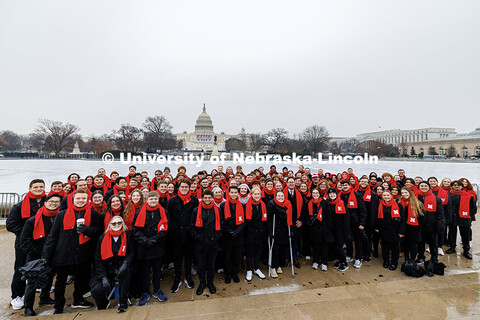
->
<box><xmin>378</xmin><ymin>199</ymin><xmax>400</xmax><ymax>219</ymax></box>
<box><xmin>101</xmin><ymin>230</ymin><xmax>127</xmax><ymax>260</ymax></box>
<box><xmin>330</xmin><ymin>196</ymin><xmax>346</xmax><ymax>214</ymax></box>
<box><xmin>156</xmin><ymin>190</ymin><xmax>171</xmax><ymax>201</ymax></box>
<box><xmin>417</xmin><ymin>190</ymin><xmax>437</xmax><ymax>212</ymax></box>
<box><xmin>195</xmin><ymin>201</ymin><xmax>221</xmax><ymax>230</ymax></box>
<box><xmin>261</xmin><ymin>187</ymin><xmax>275</xmax><ymax>198</ymax></box>
<box><xmin>450</xmin><ymin>190</ymin><xmax>472</xmax><ymax>218</ymax></box>
<box><xmin>114</xmin><ymin>185</ymin><xmax>130</xmax><ymax>197</ymax></box>
<box><xmin>92</xmin><ymin>183</ymin><xmax>109</xmax><ymax>194</ymax></box>
<box><xmin>308</xmin><ymin>198</ymin><xmax>322</xmax><ymax>216</ymax></box>
<box><xmin>104</xmin><ymin>207</ymin><xmax>123</xmax><ymax>230</ymax></box>
<box><xmin>134</xmin><ymin>204</ymin><xmax>168</xmax><ymax>232</ymax></box>
<box><xmin>341</xmin><ymin>187</ymin><xmax>358</xmax><ymax>208</ymax></box>
<box><xmin>245</xmin><ymin>198</ymin><xmax>267</xmax><ymax>221</ymax></box>
<box><xmin>178</xmin><ymin>191</ymin><xmax>192</xmax><ymax>205</ymax></box>
<box><xmin>224</xmin><ymin>198</ymin><xmax>245</xmax><ymax>225</ymax></box>
<box><xmin>214</xmin><ymin>197</ymin><xmax>224</xmax><ymax>205</ymax></box>
<box><xmin>273</xmin><ymin>198</ymin><xmax>293</xmax><ymax>226</ymax></box>
<box><xmin>92</xmin><ymin>201</ymin><xmax>107</xmax><ymax>212</ymax></box>
<box><xmin>283</xmin><ymin>187</ymin><xmax>303</xmax><ymax>219</ymax></box>
<box><xmin>125</xmin><ymin>202</ymin><xmax>141</xmax><ymax>230</ymax></box>
<box><xmin>48</xmin><ymin>190</ymin><xmax>66</xmax><ymax>198</ymax></box>
<box><xmin>32</xmin><ymin>206</ymin><xmax>58</xmax><ymax>240</ymax></box>
<box><xmin>357</xmin><ymin>186</ymin><xmax>372</xmax><ymax>202</ymax></box>
<box><xmin>67</xmin><ymin>179</ymin><xmax>76</xmax><ymax>190</ymax></box>
<box><xmin>442</xmin><ymin>186</ymin><xmax>450</xmax><ymax>192</ymax></box>
<box><xmin>400</xmin><ymin>198</ymin><xmax>418</xmax><ymax>226</ymax></box>
<box><xmin>21</xmin><ymin>191</ymin><xmax>45</xmax><ymax>219</ymax></box>
<box><xmin>63</xmin><ymin>204</ymin><xmax>92</xmax><ymax>244</ymax></box>
<box><xmin>103</xmin><ymin>175</ymin><xmax>112</xmax><ymax>189</ymax></box>
<box><xmin>431</xmin><ymin>186</ymin><xmax>449</xmax><ymax>205</ymax></box>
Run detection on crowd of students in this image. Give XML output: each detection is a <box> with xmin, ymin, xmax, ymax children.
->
<box><xmin>6</xmin><ymin>164</ymin><xmax>478</xmax><ymax>316</ymax></box>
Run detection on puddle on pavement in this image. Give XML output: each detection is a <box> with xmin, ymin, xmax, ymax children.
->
<box><xmin>247</xmin><ymin>283</ymin><xmax>304</xmax><ymax>296</ymax></box>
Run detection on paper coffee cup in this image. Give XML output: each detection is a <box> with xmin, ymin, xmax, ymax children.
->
<box><xmin>76</xmin><ymin>218</ymin><xmax>85</xmax><ymax>228</ymax></box>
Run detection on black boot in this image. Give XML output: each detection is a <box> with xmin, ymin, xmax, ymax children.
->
<box><xmin>24</xmin><ymin>308</ymin><xmax>36</xmax><ymax>317</ymax></box>
<box><xmin>445</xmin><ymin>247</ymin><xmax>456</xmax><ymax>254</ymax></box>
<box><xmin>196</xmin><ymin>283</ymin><xmax>206</xmax><ymax>295</ymax></box>
<box><xmin>463</xmin><ymin>251</ymin><xmax>473</xmax><ymax>260</ymax></box>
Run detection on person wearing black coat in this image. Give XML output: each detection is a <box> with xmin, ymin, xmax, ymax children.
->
<box><xmin>446</xmin><ymin>180</ymin><xmax>477</xmax><ymax>259</ymax></box>
<box><xmin>6</xmin><ymin>179</ymin><xmax>46</xmax><ymax>310</ymax></box>
<box><xmin>261</xmin><ymin>179</ymin><xmax>275</xmax><ymax>206</ymax></box>
<box><xmin>267</xmin><ymin>191</ymin><xmax>293</xmax><ymax>278</ymax></box>
<box><xmin>399</xmin><ymin>188</ymin><xmax>425</xmax><ymax>263</ymax></box>
<box><xmin>307</xmin><ymin>189</ymin><xmax>333</xmax><ymax>271</ymax></box>
<box><xmin>220</xmin><ymin>186</ymin><xmax>246</xmax><ymax>283</ymax></box>
<box><xmin>42</xmin><ymin>189</ymin><xmax>102</xmax><ymax>313</ymax></box>
<box><xmin>191</xmin><ymin>190</ymin><xmax>223</xmax><ymax>295</ymax></box>
<box><xmin>428</xmin><ymin>177</ymin><xmax>453</xmax><ymax>254</ymax></box>
<box><xmin>58</xmin><ymin>179</ymin><xmax>90</xmax><ymax>211</ymax></box>
<box><xmin>244</xmin><ymin>187</ymin><xmax>268</xmax><ymax>281</ymax></box>
<box><xmin>90</xmin><ymin>216</ymin><xmax>134</xmax><ymax>313</ymax></box>
<box><xmin>356</xmin><ymin>176</ymin><xmax>380</xmax><ymax>260</ymax></box>
<box><xmin>283</xmin><ymin>177</ymin><xmax>304</xmax><ymax>268</ymax></box>
<box><xmin>416</xmin><ymin>181</ymin><xmax>445</xmax><ymax>264</ymax></box>
<box><xmin>20</xmin><ymin>194</ymin><xmax>61</xmax><ymax>317</ymax></box>
<box><xmin>340</xmin><ymin>180</ymin><xmax>367</xmax><ymax>268</ymax></box>
<box><xmin>374</xmin><ymin>190</ymin><xmax>406</xmax><ymax>270</ymax></box>
<box><xmin>166</xmin><ymin>179</ymin><xmax>199</xmax><ymax>293</ymax></box>
<box><xmin>327</xmin><ymin>188</ymin><xmax>351</xmax><ymax>272</ymax></box>
<box><xmin>132</xmin><ymin>191</ymin><xmax>169</xmax><ymax>306</ymax></box>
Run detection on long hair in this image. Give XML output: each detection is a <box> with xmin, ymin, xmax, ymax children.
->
<box><xmin>104</xmin><ymin>194</ymin><xmax>124</xmax><ymax>216</ymax></box>
<box><xmin>123</xmin><ymin>189</ymin><xmax>144</xmax><ymax>222</ymax></box>
<box><xmin>459</xmin><ymin>178</ymin><xmax>473</xmax><ymax>191</ymax></box>
<box><xmin>104</xmin><ymin>215</ymin><xmax>128</xmax><ymax>234</ymax></box>
<box><xmin>400</xmin><ymin>187</ymin><xmax>424</xmax><ymax>217</ymax></box>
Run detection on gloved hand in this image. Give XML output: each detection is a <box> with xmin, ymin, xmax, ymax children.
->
<box><xmin>117</xmin><ymin>261</ymin><xmax>128</xmax><ymax>276</ymax></box>
<box><xmin>145</xmin><ymin>238</ymin><xmax>156</xmax><ymax>247</ymax></box>
<box><xmin>102</xmin><ymin>277</ymin><xmax>111</xmax><ymax>294</ymax></box>
<box><xmin>228</xmin><ymin>230</ymin><xmax>235</xmax><ymax>237</ymax></box>
<box><xmin>77</xmin><ymin>224</ymin><xmax>87</xmax><ymax>234</ymax></box>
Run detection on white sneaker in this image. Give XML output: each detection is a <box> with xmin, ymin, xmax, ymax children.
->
<box><xmin>191</xmin><ymin>266</ymin><xmax>197</xmax><ymax>275</ymax></box>
<box><xmin>36</xmin><ymin>288</ymin><xmax>41</xmax><ymax>293</ymax></box>
<box><xmin>66</xmin><ymin>275</ymin><xmax>74</xmax><ymax>285</ymax></box>
<box><xmin>83</xmin><ymin>291</ymin><xmax>91</xmax><ymax>298</ymax></box>
<box><xmin>312</xmin><ymin>262</ymin><xmax>319</xmax><ymax>270</ymax></box>
<box><xmin>50</xmin><ymin>286</ymin><xmax>55</xmax><ymax>293</ymax></box>
<box><xmin>11</xmin><ymin>296</ymin><xmax>23</xmax><ymax>310</ymax></box>
<box><xmin>438</xmin><ymin>248</ymin><xmax>445</xmax><ymax>256</ymax></box>
<box><xmin>217</xmin><ymin>268</ymin><xmax>224</xmax><ymax>274</ymax></box>
<box><xmin>426</xmin><ymin>247</ymin><xmax>430</xmax><ymax>253</ymax></box>
<box><xmin>305</xmin><ymin>256</ymin><xmax>311</xmax><ymax>260</ymax></box>
<box><xmin>354</xmin><ymin>260</ymin><xmax>362</xmax><ymax>268</ymax></box>
<box><xmin>270</xmin><ymin>268</ymin><xmax>278</xmax><ymax>278</ymax></box>
<box><xmin>321</xmin><ymin>264</ymin><xmax>328</xmax><ymax>272</ymax></box>
<box><xmin>254</xmin><ymin>269</ymin><xmax>266</xmax><ymax>279</ymax></box>
<box><xmin>246</xmin><ymin>270</ymin><xmax>253</xmax><ymax>281</ymax></box>
<box><xmin>346</xmin><ymin>256</ymin><xmax>353</xmax><ymax>263</ymax></box>
<box><xmin>276</xmin><ymin>267</ymin><xmax>283</xmax><ymax>274</ymax></box>
<box><xmin>168</xmin><ymin>262</ymin><xmax>174</xmax><ymax>269</ymax></box>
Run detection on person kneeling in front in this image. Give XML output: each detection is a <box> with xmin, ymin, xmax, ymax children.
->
<box><xmin>90</xmin><ymin>216</ymin><xmax>134</xmax><ymax>313</ymax></box>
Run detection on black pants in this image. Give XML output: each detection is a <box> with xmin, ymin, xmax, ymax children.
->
<box><xmin>195</xmin><ymin>244</ymin><xmax>218</xmax><ymax>285</ymax></box>
<box><xmin>246</xmin><ymin>236</ymin><xmax>263</xmax><ymax>271</ymax></box>
<box><xmin>418</xmin><ymin>231</ymin><xmax>438</xmax><ymax>262</ymax></box>
<box><xmin>346</xmin><ymin>227</ymin><xmax>363</xmax><ymax>260</ymax></box>
<box><xmin>334</xmin><ymin>241</ymin><xmax>347</xmax><ymax>264</ymax></box>
<box><xmin>381</xmin><ymin>240</ymin><xmax>400</xmax><ymax>266</ymax></box>
<box><xmin>448</xmin><ymin>225</ymin><xmax>471</xmax><ymax>252</ymax></box>
<box><xmin>24</xmin><ymin>275</ymin><xmax>53</xmax><ymax>309</ymax></box>
<box><xmin>271</xmin><ymin>241</ymin><xmax>288</xmax><ymax>269</ymax></box>
<box><xmin>224</xmin><ymin>243</ymin><xmax>242</xmax><ymax>277</ymax></box>
<box><xmin>91</xmin><ymin>272</ymin><xmax>131</xmax><ymax>309</ymax></box>
<box><xmin>54</xmin><ymin>263</ymin><xmax>91</xmax><ymax>311</ymax></box>
<box><xmin>404</xmin><ymin>240</ymin><xmax>418</xmax><ymax>261</ymax></box>
<box><xmin>301</xmin><ymin>227</ymin><xmax>312</xmax><ymax>257</ymax></box>
<box><xmin>129</xmin><ymin>261</ymin><xmax>143</xmax><ymax>298</ymax></box>
<box><xmin>11</xmin><ymin>247</ymin><xmax>27</xmax><ymax>299</ymax></box>
<box><xmin>140</xmin><ymin>257</ymin><xmax>162</xmax><ymax>294</ymax></box>
<box><xmin>173</xmin><ymin>240</ymin><xmax>194</xmax><ymax>281</ymax></box>
<box><xmin>312</xmin><ymin>242</ymin><xmax>329</xmax><ymax>265</ymax></box>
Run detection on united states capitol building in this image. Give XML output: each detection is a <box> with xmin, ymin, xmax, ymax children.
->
<box><xmin>176</xmin><ymin>105</ymin><xmax>231</xmax><ymax>152</ymax></box>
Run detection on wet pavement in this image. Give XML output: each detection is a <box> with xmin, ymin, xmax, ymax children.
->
<box><xmin>1</xmin><ymin>221</ymin><xmax>480</xmax><ymax>319</ymax></box>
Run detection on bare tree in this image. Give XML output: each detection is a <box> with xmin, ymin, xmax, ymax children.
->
<box><xmin>247</xmin><ymin>133</ymin><xmax>264</xmax><ymax>152</ymax></box>
<box><xmin>300</xmin><ymin>125</ymin><xmax>330</xmax><ymax>154</ymax></box>
<box><xmin>143</xmin><ymin>116</ymin><xmax>176</xmax><ymax>153</ymax></box>
<box><xmin>113</xmin><ymin>124</ymin><xmax>143</xmax><ymax>152</ymax></box>
<box><xmin>83</xmin><ymin>135</ymin><xmax>115</xmax><ymax>154</ymax></box>
<box><xmin>32</xmin><ymin>119</ymin><xmax>79</xmax><ymax>156</ymax></box>
<box><xmin>0</xmin><ymin>130</ymin><xmax>22</xmax><ymax>152</ymax></box>
<box><xmin>225</xmin><ymin>137</ymin><xmax>246</xmax><ymax>152</ymax></box>
<box><xmin>339</xmin><ymin>138</ymin><xmax>360</xmax><ymax>154</ymax></box>
<box><xmin>447</xmin><ymin>145</ymin><xmax>456</xmax><ymax>158</ymax></box>
<box><xmin>262</xmin><ymin>128</ymin><xmax>289</xmax><ymax>153</ymax></box>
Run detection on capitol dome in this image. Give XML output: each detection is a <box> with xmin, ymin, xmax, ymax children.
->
<box><xmin>194</xmin><ymin>104</ymin><xmax>214</xmax><ymax>132</ymax></box>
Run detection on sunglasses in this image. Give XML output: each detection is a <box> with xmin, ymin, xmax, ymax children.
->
<box><xmin>110</xmin><ymin>222</ymin><xmax>122</xmax><ymax>226</ymax></box>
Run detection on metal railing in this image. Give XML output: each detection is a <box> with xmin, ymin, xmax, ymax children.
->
<box><xmin>0</xmin><ymin>193</ymin><xmax>21</xmax><ymax>219</ymax></box>
<box><xmin>473</xmin><ymin>184</ymin><xmax>480</xmax><ymax>207</ymax></box>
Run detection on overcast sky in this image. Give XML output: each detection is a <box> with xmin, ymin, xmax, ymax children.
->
<box><xmin>1</xmin><ymin>0</ymin><xmax>479</xmax><ymax>138</ymax></box>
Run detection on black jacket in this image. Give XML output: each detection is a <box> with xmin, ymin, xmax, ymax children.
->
<box><xmin>7</xmin><ymin>197</ymin><xmax>45</xmax><ymax>248</ymax></box>
<box><xmin>20</xmin><ymin>213</ymin><xmax>56</xmax><ymax>261</ymax></box>
<box><xmin>42</xmin><ymin>207</ymin><xmax>102</xmax><ymax>267</ymax></box>
<box><xmin>374</xmin><ymin>204</ymin><xmax>406</xmax><ymax>242</ymax></box>
<box><xmin>330</xmin><ymin>201</ymin><xmax>352</xmax><ymax>244</ymax></box>
<box><xmin>267</xmin><ymin>200</ymin><xmax>290</xmax><ymax>244</ymax></box>
<box><xmin>167</xmin><ymin>195</ymin><xmax>199</xmax><ymax>243</ymax></box>
<box><xmin>417</xmin><ymin>194</ymin><xmax>445</xmax><ymax>234</ymax></box>
<box><xmin>220</xmin><ymin>201</ymin><xmax>246</xmax><ymax>246</ymax></box>
<box><xmin>356</xmin><ymin>188</ymin><xmax>379</xmax><ymax>229</ymax></box>
<box><xmin>449</xmin><ymin>192</ymin><xmax>477</xmax><ymax>227</ymax></box>
<box><xmin>245</xmin><ymin>203</ymin><xmax>268</xmax><ymax>243</ymax></box>
<box><xmin>308</xmin><ymin>200</ymin><xmax>334</xmax><ymax>244</ymax></box>
<box><xmin>190</xmin><ymin>205</ymin><xmax>223</xmax><ymax>248</ymax></box>
<box><xmin>432</xmin><ymin>189</ymin><xmax>453</xmax><ymax>225</ymax></box>
<box><xmin>91</xmin><ymin>231</ymin><xmax>135</xmax><ymax>282</ymax></box>
<box><xmin>132</xmin><ymin>208</ymin><xmax>169</xmax><ymax>260</ymax></box>
<box><xmin>340</xmin><ymin>190</ymin><xmax>367</xmax><ymax>227</ymax></box>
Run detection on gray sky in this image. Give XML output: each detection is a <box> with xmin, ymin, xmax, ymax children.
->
<box><xmin>1</xmin><ymin>0</ymin><xmax>479</xmax><ymax>138</ymax></box>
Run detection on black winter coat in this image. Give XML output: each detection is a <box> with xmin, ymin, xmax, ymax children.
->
<box><xmin>220</xmin><ymin>201</ymin><xmax>246</xmax><ymax>246</ymax></box>
<box><xmin>245</xmin><ymin>203</ymin><xmax>268</xmax><ymax>243</ymax></box>
<box><xmin>267</xmin><ymin>200</ymin><xmax>290</xmax><ymax>245</ymax></box>
<box><xmin>308</xmin><ymin>200</ymin><xmax>334</xmax><ymax>244</ymax></box>
<box><xmin>132</xmin><ymin>208</ymin><xmax>169</xmax><ymax>260</ymax></box>
<box><xmin>417</xmin><ymin>195</ymin><xmax>444</xmax><ymax>234</ymax></box>
<box><xmin>167</xmin><ymin>195</ymin><xmax>199</xmax><ymax>243</ymax></box>
<box><xmin>340</xmin><ymin>190</ymin><xmax>367</xmax><ymax>227</ymax></box>
<box><xmin>449</xmin><ymin>192</ymin><xmax>477</xmax><ymax>227</ymax></box>
<box><xmin>20</xmin><ymin>213</ymin><xmax>55</xmax><ymax>261</ymax></box>
<box><xmin>190</xmin><ymin>205</ymin><xmax>223</xmax><ymax>249</ymax></box>
<box><xmin>330</xmin><ymin>201</ymin><xmax>352</xmax><ymax>244</ymax></box>
<box><xmin>356</xmin><ymin>189</ymin><xmax>379</xmax><ymax>229</ymax></box>
<box><xmin>7</xmin><ymin>197</ymin><xmax>45</xmax><ymax>249</ymax></box>
<box><xmin>374</xmin><ymin>205</ymin><xmax>406</xmax><ymax>242</ymax></box>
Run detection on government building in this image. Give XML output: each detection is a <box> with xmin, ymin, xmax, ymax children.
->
<box><xmin>357</xmin><ymin>127</ymin><xmax>457</xmax><ymax>146</ymax></box>
<box><xmin>176</xmin><ymin>105</ymin><xmax>231</xmax><ymax>152</ymax></box>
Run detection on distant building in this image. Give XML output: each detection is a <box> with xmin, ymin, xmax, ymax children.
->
<box><xmin>175</xmin><ymin>105</ymin><xmax>231</xmax><ymax>152</ymax></box>
<box><xmin>357</xmin><ymin>127</ymin><xmax>457</xmax><ymax>146</ymax></box>
<box><xmin>402</xmin><ymin>128</ymin><xmax>480</xmax><ymax>158</ymax></box>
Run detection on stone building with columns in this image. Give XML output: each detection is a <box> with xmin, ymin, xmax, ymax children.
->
<box><xmin>176</xmin><ymin>105</ymin><xmax>231</xmax><ymax>152</ymax></box>
<box><xmin>357</xmin><ymin>128</ymin><xmax>457</xmax><ymax>146</ymax></box>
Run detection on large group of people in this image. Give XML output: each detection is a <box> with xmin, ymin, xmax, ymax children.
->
<box><xmin>6</xmin><ymin>164</ymin><xmax>478</xmax><ymax>316</ymax></box>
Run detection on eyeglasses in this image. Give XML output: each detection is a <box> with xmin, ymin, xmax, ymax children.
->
<box><xmin>110</xmin><ymin>222</ymin><xmax>122</xmax><ymax>226</ymax></box>
<box><xmin>47</xmin><ymin>201</ymin><xmax>60</xmax><ymax>204</ymax></box>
